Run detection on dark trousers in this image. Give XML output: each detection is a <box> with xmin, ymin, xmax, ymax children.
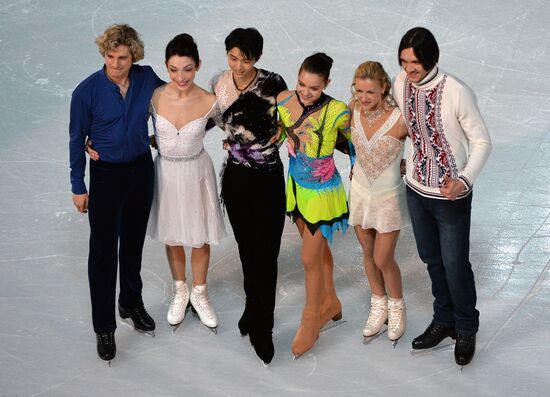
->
<box><xmin>88</xmin><ymin>152</ymin><xmax>154</xmax><ymax>333</ymax></box>
<box><xmin>222</xmin><ymin>161</ymin><xmax>286</xmax><ymax>331</ymax></box>
<box><xmin>406</xmin><ymin>186</ymin><xmax>479</xmax><ymax>335</ymax></box>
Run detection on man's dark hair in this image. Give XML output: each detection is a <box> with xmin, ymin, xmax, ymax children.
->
<box><xmin>224</xmin><ymin>27</ymin><xmax>263</xmax><ymax>61</ymax></box>
<box><xmin>398</xmin><ymin>27</ymin><xmax>439</xmax><ymax>71</ymax></box>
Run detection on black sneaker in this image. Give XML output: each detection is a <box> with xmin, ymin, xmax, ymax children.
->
<box><xmin>412</xmin><ymin>322</ymin><xmax>456</xmax><ymax>349</ymax></box>
<box><xmin>96</xmin><ymin>332</ymin><xmax>116</xmax><ymax>361</ymax></box>
<box><xmin>119</xmin><ymin>304</ymin><xmax>156</xmax><ymax>332</ymax></box>
<box><xmin>455</xmin><ymin>334</ymin><xmax>476</xmax><ymax>366</ymax></box>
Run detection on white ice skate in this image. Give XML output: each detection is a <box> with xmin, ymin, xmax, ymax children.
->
<box><xmin>190</xmin><ymin>284</ymin><xmax>218</xmax><ymax>334</ymax></box>
<box><xmin>167</xmin><ymin>280</ymin><xmax>190</xmax><ymax>331</ymax></box>
<box><xmin>387</xmin><ymin>297</ymin><xmax>406</xmax><ymax>347</ymax></box>
<box><xmin>363</xmin><ymin>294</ymin><xmax>388</xmax><ymax>345</ymax></box>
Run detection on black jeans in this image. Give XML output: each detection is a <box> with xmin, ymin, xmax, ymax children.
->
<box><xmin>88</xmin><ymin>152</ymin><xmax>154</xmax><ymax>333</ymax></box>
<box><xmin>222</xmin><ymin>161</ymin><xmax>286</xmax><ymax>331</ymax></box>
<box><xmin>406</xmin><ymin>186</ymin><xmax>479</xmax><ymax>335</ymax></box>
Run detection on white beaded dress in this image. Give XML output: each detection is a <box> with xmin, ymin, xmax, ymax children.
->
<box><xmin>147</xmin><ymin>101</ymin><xmax>226</xmax><ymax>247</ymax></box>
<box><xmin>349</xmin><ymin>106</ymin><xmax>409</xmax><ymax>233</ymax></box>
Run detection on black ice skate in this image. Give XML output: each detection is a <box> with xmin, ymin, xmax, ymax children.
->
<box><xmin>118</xmin><ymin>304</ymin><xmax>156</xmax><ymax>337</ymax></box>
<box><xmin>96</xmin><ymin>332</ymin><xmax>116</xmax><ymax>366</ymax></box>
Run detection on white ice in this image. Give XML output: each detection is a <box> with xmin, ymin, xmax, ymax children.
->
<box><xmin>1</xmin><ymin>0</ymin><xmax>549</xmax><ymax>396</ymax></box>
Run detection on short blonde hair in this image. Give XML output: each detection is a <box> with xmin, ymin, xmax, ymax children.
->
<box><xmin>95</xmin><ymin>24</ymin><xmax>144</xmax><ymax>62</ymax></box>
<box><xmin>351</xmin><ymin>61</ymin><xmax>391</xmax><ymax>99</ymax></box>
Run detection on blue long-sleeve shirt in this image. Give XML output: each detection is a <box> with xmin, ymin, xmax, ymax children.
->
<box><xmin>69</xmin><ymin>64</ymin><xmax>164</xmax><ymax>194</ymax></box>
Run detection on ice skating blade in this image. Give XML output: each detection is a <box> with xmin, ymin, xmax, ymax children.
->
<box><xmin>409</xmin><ymin>341</ymin><xmax>455</xmax><ymax>356</ymax></box>
<box><xmin>363</xmin><ymin>329</ymin><xmax>387</xmax><ymax>345</ymax></box>
<box><xmin>320</xmin><ymin>319</ymin><xmax>346</xmax><ymax>333</ymax></box>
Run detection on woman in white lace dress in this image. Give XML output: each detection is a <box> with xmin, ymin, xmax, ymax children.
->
<box><xmin>88</xmin><ymin>34</ymin><xmax>226</xmax><ymax>332</ymax></box>
<box><xmin>348</xmin><ymin>61</ymin><xmax>408</xmax><ymax>344</ymax></box>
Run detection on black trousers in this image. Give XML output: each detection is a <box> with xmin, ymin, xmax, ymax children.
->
<box><xmin>222</xmin><ymin>161</ymin><xmax>286</xmax><ymax>331</ymax></box>
<box><xmin>87</xmin><ymin>152</ymin><xmax>154</xmax><ymax>333</ymax></box>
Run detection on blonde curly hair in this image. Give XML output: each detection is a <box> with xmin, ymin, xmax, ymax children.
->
<box><xmin>95</xmin><ymin>24</ymin><xmax>144</xmax><ymax>62</ymax></box>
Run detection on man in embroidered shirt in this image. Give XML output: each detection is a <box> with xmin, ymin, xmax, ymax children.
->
<box><xmin>393</xmin><ymin>27</ymin><xmax>492</xmax><ymax>366</ymax></box>
<box><xmin>69</xmin><ymin>24</ymin><xmax>163</xmax><ymax>362</ymax></box>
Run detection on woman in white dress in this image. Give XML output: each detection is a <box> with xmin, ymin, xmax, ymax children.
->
<box><xmin>147</xmin><ymin>33</ymin><xmax>227</xmax><ymax>332</ymax></box>
<box><xmin>348</xmin><ymin>61</ymin><xmax>408</xmax><ymax>344</ymax></box>
<box><xmin>88</xmin><ymin>33</ymin><xmax>226</xmax><ymax>332</ymax></box>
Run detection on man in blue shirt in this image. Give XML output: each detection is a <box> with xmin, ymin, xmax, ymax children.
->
<box><xmin>69</xmin><ymin>24</ymin><xmax>163</xmax><ymax>362</ymax></box>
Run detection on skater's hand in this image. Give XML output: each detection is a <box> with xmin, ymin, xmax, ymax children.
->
<box><xmin>400</xmin><ymin>159</ymin><xmax>406</xmax><ymax>177</ymax></box>
<box><xmin>85</xmin><ymin>139</ymin><xmax>99</xmax><ymax>161</ymax></box>
<box><xmin>149</xmin><ymin>135</ymin><xmax>157</xmax><ymax>149</ymax></box>
<box><xmin>269</xmin><ymin>125</ymin><xmax>283</xmax><ymax>144</ymax></box>
<box><xmin>440</xmin><ymin>176</ymin><xmax>467</xmax><ymax>200</ymax></box>
<box><xmin>73</xmin><ymin>193</ymin><xmax>89</xmax><ymax>213</ymax></box>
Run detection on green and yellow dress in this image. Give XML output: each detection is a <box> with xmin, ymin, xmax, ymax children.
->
<box><xmin>277</xmin><ymin>92</ymin><xmax>353</xmax><ymax>243</ymax></box>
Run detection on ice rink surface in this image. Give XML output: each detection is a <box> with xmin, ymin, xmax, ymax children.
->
<box><xmin>1</xmin><ymin>0</ymin><xmax>549</xmax><ymax>396</ymax></box>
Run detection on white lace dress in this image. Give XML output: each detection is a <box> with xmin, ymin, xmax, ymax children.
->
<box><xmin>147</xmin><ymin>101</ymin><xmax>227</xmax><ymax>247</ymax></box>
<box><xmin>349</xmin><ymin>107</ymin><xmax>409</xmax><ymax>233</ymax></box>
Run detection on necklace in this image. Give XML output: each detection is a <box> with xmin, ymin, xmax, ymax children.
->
<box><xmin>363</xmin><ymin>103</ymin><xmax>386</xmax><ymax>127</ymax></box>
<box><xmin>233</xmin><ymin>69</ymin><xmax>258</xmax><ymax>92</ymax></box>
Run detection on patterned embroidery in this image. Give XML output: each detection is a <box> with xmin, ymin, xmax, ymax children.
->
<box><xmin>404</xmin><ymin>75</ymin><xmax>458</xmax><ymax>188</ymax></box>
<box><xmin>352</xmin><ymin>108</ymin><xmax>404</xmax><ymax>184</ymax></box>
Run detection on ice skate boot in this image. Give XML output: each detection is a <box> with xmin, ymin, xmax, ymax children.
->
<box><xmin>410</xmin><ymin>322</ymin><xmax>456</xmax><ymax>356</ymax></box>
<box><xmin>292</xmin><ymin>309</ymin><xmax>321</xmax><ymax>359</ymax></box>
<box><xmin>238</xmin><ymin>301</ymin><xmax>252</xmax><ymax>336</ymax></box>
<box><xmin>387</xmin><ymin>297</ymin><xmax>406</xmax><ymax>347</ymax></box>
<box><xmin>167</xmin><ymin>280</ymin><xmax>190</xmax><ymax>332</ymax></box>
<box><xmin>250</xmin><ymin>328</ymin><xmax>274</xmax><ymax>366</ymax></box>
<box><xmin>362</xmin><ymin>294</ymin><xmax>388</xmax><ymax>345</ymax></box>
<box><xmin>190</xmin><ymin>284</ymin><xmax>218</xmax><ymax>334</ymax></box>
<box><xmin>119</xmin><ymin>303</ymin><xmax>156</xmax><ymax>337</ymax></box>
<box><xmin>96</xmin><ymin>332</ymin><xmax>116</xmax><ymax>365</ymax></box>
<box><xmin>455</xmin><ymin>334</ymin><xmax>476</xmax><ymax>369</ymax></box>
<box><xmin>320</xmin><ymin>292</ymin><xmax>345</xmax><ymax>332</ymax></box>
<box><xmin>388</xmin><ymin>297</ymin><xmax>407</xmax><ymax>348</ymax></box>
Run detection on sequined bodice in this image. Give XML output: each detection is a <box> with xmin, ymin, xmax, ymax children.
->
<box><xmin>351</xmin><ymin>107</ymin><xmax>404</xmax><ymax>186</ymax></box>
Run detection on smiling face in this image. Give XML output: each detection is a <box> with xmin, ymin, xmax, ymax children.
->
<box><xmin>296</xmin><ymin>70</ymin><xmax>327</xmax><ymax>106</ymax></box>
<box><xmin>226</xmin><ymin>47</ymin><xmax>256</xmax><ymax>80</ymax></box>
<box><xmin>166</xmin><ymin>55</ymin><xmax>198</xmax><ymax>91</ymax></box>
<box><xmin>399</xmin><ymin>47</ymin><xmax>429</xmax><ymax>83</ymax></box>
<box><xmin>354</xmin><ymin>77</ymin><xmax>386</xmax><ymax>112</ymax></box>
<box><xmin>104</xmin><ymin>45</ymin><xmax>133</xmax><ymax>81</ymax></box>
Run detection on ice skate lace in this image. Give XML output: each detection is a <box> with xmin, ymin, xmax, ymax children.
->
<box><xmin>193</xmin><ymin>290</ymin><xmax>215</xmax><ymax>320</ymax></box>
<box><xmin>98</xmin><ymin>333</ymin><xmax>114</xmax><ymax>346</ymax></box>
<box><xmin>366</xmin><ymin>300</ymin><xmax>386</xmax><ymax>328</ymax></box>
<box><xmin>388</xmin><ymin>302</ymin><xmax>404</xmax><ymax>331</ymax></box>
<box><xmin>169</xmin><ymin>286</ymin><xmax>188</xmax><ymax>315</ymax></box>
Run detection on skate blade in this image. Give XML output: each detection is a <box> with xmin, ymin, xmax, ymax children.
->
<box><xmin>190</xmin><ymin>308</ymin><xmax>218</xmax><ymax>334</ymax></box>
<box><xmin>391</xmin><ymin>339</ymin><xmax>399</xmax><ymax>348</ymax></box>
<box><xmin>293</xmin><ymin>354</ymin><xmax>302</xmax><ymax>360</ymax></box>
<box><xmin>108</xmin><ymin>360</ymin><xmax>111</xmax><ymax>367</ymax></box>
<box><xmin>170</xmin><ymin>322</ymin><xmax>183</xmax><ymax>334</ymax></box>
<box><xmin>120</xmin><ymin>318</ymin><xmax>156</xmax><ymax>337</ymax></box>
<box><xmin>320</xmin><ymin>319</ymin><xmax>347</xmax><ymax>333</ymax></box>
<box><xmin>410</xmin><ymin>341</ymin><xmax>455</xmax><ymax>356</ymax></box>
<box><xmin>363</xmin><ymin>329</ymin><xmax>387</xmax><ymax>345</ymax></box>
<box><xmin>139</xmin><ymin>330</ymin><xmax>156</xmax><ymax>338</ymax></box>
